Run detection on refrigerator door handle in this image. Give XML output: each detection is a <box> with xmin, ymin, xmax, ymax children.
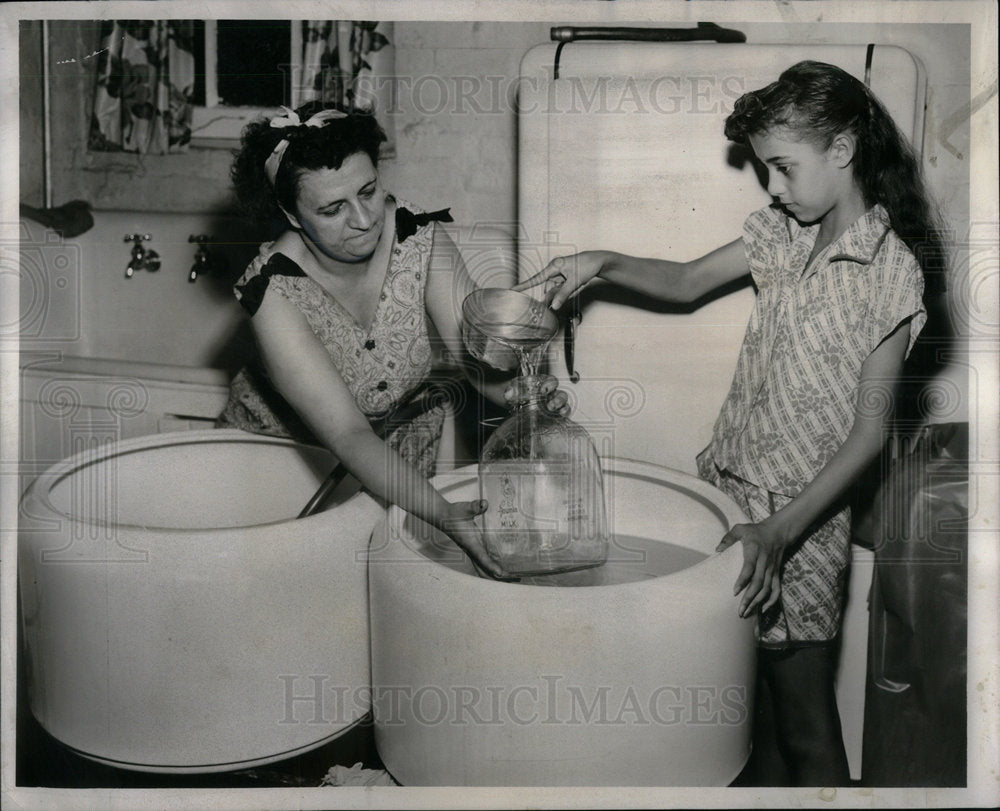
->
<box><xmin>550</xmin><ymin>23</ymin><xmax>746</xmax><ymax>44</ymax></box>
<box><xmin>551</xmin><ymin>24</ymin><xmax>746</xmax><ymax>80</ymax></box>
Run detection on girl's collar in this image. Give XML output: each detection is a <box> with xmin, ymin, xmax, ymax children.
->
<box><xmin>785</xmin><ymin>204</ymin><xmax>891</xmax><ymax>266</ymax></box>
<box><xmin>826</xmin><ymin>205</ymin><xmax>891</xmax><ymax>265</ymax></box>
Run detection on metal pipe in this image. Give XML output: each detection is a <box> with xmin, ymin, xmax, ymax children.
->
<box><xmin>41</xmin><ymin>20</ymin><xmax>52</xmax><ymax>208</ymax></box>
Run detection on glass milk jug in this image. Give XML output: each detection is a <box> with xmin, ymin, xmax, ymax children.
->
<box><xmin>479</xmin><ymin>374</ymin><xmax>609</xmax><ymax>576</ymax></box>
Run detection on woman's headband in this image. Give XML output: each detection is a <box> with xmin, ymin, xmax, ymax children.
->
<box><xmin>263</xmin><ymin>106</ymin><xmax>347</xmax><ymax>186</ymax></box>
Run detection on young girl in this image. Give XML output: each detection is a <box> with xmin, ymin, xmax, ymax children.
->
<box><xmin>516</xmin><ymin>61</ymin><xmax>944</xmax><ymax>786</ymax></box>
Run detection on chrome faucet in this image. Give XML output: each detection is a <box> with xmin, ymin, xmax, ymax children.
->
<box><xmin>124</xmin><ymin>234</ymin><xmax>160</xmax><ymax>278</ymax></box>
<box><xmin>188</xmin><ymin>235</ymin><xmax>228</xmax><ymax>282</ymax></box>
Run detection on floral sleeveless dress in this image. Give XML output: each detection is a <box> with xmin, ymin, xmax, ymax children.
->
<box><xmin>216</xmin><ymin>200</ymin><xmax>454</xmax><ymax>478</ymax></box>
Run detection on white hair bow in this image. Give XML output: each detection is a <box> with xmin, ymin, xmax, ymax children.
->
<box><xmin>264</xmin><ymin>106</ymin><xmax>348</xmax><ymax>185</ymax></box>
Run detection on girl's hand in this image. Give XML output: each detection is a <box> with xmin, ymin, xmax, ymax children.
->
<box><xmin>440</xmin><ymin>499</ymin><xmax>518</xmax><ymax>581</ymax></box>
<box><xmin>513</xmin><ymin>251</ymin><xmax>611</xmax><ymax>310</ymax></box>
<box><xmin>716</xmin><ymin>520</ymin><xmax>788</xmax><ymax>619</ymax></box>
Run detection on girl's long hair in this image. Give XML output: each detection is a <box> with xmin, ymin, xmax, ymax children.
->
<box><xmin>724</xmin><ymin>61</ymin><xmax>947</xmax><ymax>298</ymax></box>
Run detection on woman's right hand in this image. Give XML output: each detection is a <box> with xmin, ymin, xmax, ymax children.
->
<box><xmin>513</xmin><ymin>251</ymin><xmax>612</xmax><ymax>310</ymax></box>
<box><xmin>439</xmin><ymin>499</ymin><xmax>518</xmax><ymax>581</ymax></box>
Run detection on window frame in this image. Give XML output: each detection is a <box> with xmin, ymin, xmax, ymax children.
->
<box><xmin>189</xmin><ymin>20</ymin><xmax>303</xmax><ymax>147</ymax></box>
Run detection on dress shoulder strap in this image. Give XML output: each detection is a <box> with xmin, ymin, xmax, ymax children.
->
<box><xmin>234</xmin><ymin>252</ymin><xmax>307</xmax><ymax>316</ymax></box>
<box><xmin>395</xmin><ymin>205</ymin><xmax>453</xmax><ymax>243</ymax></box>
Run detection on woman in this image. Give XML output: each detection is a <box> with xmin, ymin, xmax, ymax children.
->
<box><xmin>218</xmin><ymin>101</ymin><xmax>561</xmax><ymax>578</ymax></box>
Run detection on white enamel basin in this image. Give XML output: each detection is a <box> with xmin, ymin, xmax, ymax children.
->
<box><xmin>369</xmin><ymin>458</ymin><xmax>757</xmax><ymax>786</ymax></box>
<box><xmin>18</xmin><ymin>429</ymin><xmax>382</xmax><ymax>772</ymax></box>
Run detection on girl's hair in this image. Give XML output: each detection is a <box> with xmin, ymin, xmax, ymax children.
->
<box><xmin>724</xmin><ymin>61</ymin><xmax>946</xmax><ymax>295</ymax></box>
<box><xmin>231</xmin><ymin>100</ymin><xmax>387</xmax><ymax>227</ymax></box>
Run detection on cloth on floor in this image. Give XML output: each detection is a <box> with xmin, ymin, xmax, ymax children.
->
<box><xmin>319</xmin><ymin>762</ymin><xmax>397</xmax><ymax>787</ymax></box>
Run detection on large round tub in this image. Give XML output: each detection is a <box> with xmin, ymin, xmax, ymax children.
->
<box><xmin>17</xmin><ymin>429</ymin><xmax>382</xmax><ymax>773</ymax></box>
<box><xmin>369</xmin><ymin>458</ymin><xmax>756</xmax><ymax>786</ymax></box>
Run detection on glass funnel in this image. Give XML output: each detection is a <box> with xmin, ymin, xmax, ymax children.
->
<box><xmin>461</xmin><ymin>288</ymin><xmax>560</xmax><ymax>374</ymax></box>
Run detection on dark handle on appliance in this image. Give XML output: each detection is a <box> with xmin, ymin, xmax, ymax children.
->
<box><xmin>551</xmin><ymin>23</ymin><xmax>746</xmax><ymax>45</ymax></box>
<box><xmin>564</xmin><ymin>312</ymin><xmax>581</xmax><ymax>384</ymax></box>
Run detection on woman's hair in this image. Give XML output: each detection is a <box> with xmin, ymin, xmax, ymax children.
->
<box><xmin>231</xmin><ymin>100</ymin><xmax>387</xmax><ymax>227</ymax></box>
<box><xmin>724</xmin><ymin>61</ymin><xmax>946</xmax><ymax>294</ymax></box>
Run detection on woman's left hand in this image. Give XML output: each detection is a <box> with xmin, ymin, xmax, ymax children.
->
<box><xmin>440</xmin><ymin>499</ymin><xmax>519</xmax><ymax>581</ymax></box>
<box><xmin>716</xmin><ymin>520</ymin><xmax>788</xmax><ymax>619</ymax></box>
<box><xmin>503</xmin><ymin>374</ymin><xmax>570</xmax><ymax>417</ymax></box>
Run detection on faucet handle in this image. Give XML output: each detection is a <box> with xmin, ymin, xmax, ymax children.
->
<box><xmin>124</xmin><ymin>234</ymin><xmax>157</xmax><ymax>278</ymax></box>
<box><xmin>189</xmin><ymin>235</ymin><xmax>209</xmax><ymax>283</ymax></box>
<box><xmin>188</xmin><ymin>235</ymin><xmax>227</xmax><ymax>282</ymax></box>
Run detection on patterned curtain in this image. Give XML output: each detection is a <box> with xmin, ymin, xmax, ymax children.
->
<box><xmin>293</xmin><ymin>21</ymin><xmax>394</xmax><ymax>115</ymax></box>
<box><xmin>89</xmin><ymin>20</ymin><xmax>195</xmax><ymax>154</ymax></box>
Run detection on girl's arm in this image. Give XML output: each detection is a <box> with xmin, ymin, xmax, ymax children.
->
<box><xmin>251</xmin><ymin>290</ymin><xmax>510</xmax><ymax>579</ymax></box>
<box><xmin>719</xmin><ymin>320</ymin><xmax>912</xmax><ymax>617</ymax></box>
<box><xmin>514</xmin><ymin>239</ymin><xmax>750</xmax><ymax>310</ymax></box>
<box><xmin>425</xmin><ymin>225</ymin><xmax>568</xmax><ymax>412</ymax></box>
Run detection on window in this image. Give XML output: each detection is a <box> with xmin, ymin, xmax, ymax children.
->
<box><xmin>189</xmin><ymin>20</ymin><xmax>395</xmax><ymax>150</ymax></box>
<box><xmin>190</xmin><ymin>20</ymin><xmax>300</xmax><ymax>145</ymax></box>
